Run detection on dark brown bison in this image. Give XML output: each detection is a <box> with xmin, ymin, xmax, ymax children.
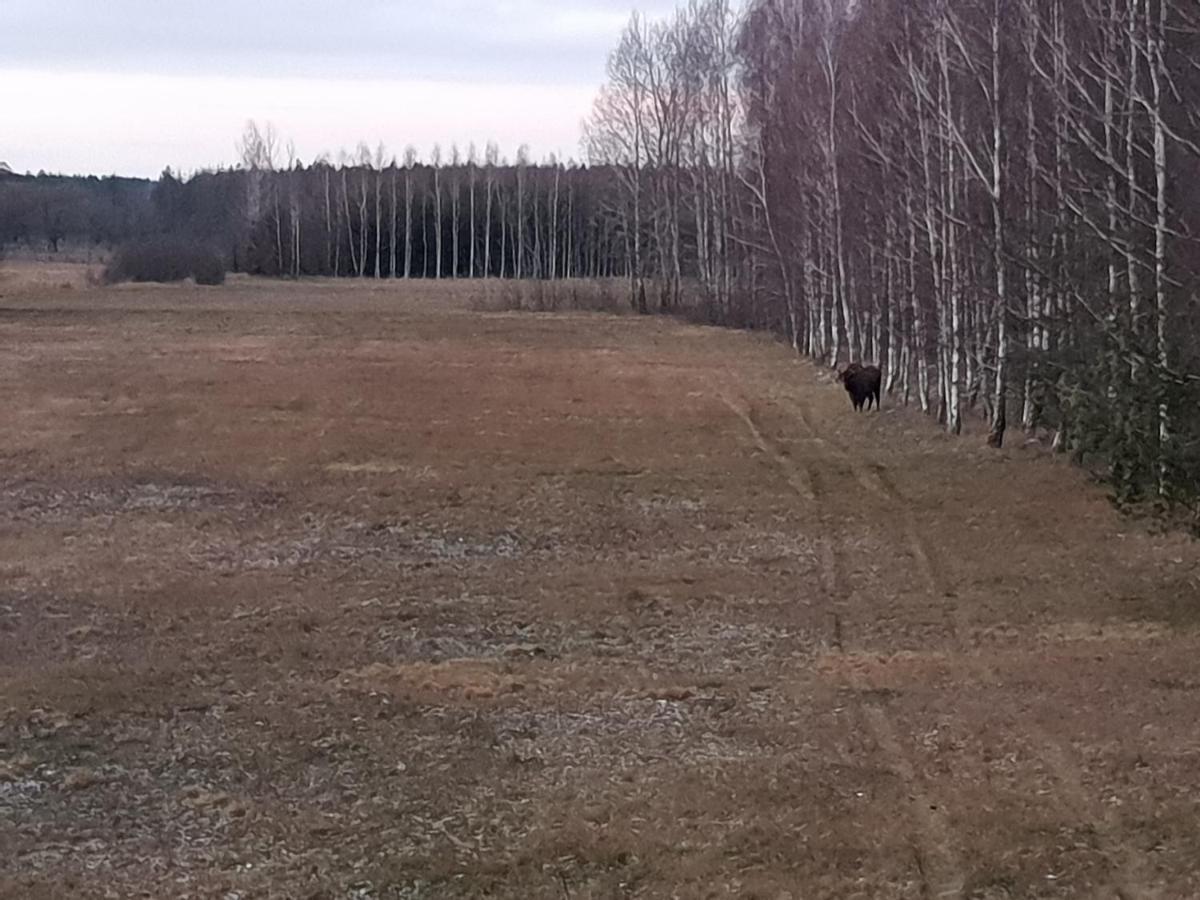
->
<box><xmin>838</xmin><ymin>363</ymin><xmax>882</xmax><ymax>412</ymax></box>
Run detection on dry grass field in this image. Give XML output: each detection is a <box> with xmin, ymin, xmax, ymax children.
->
<box><xmin>2</xmin><ymin>267</ymin><xmax>1199</xmax><ymax>899</ymax></box>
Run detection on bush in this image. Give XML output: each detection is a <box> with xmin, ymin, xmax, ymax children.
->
<box><xmin>104</xmin><ymin>237</ymin><xmax>225</xmax><ymax>286</ymax></box>
<box><xmin>191</xmin><ymin>250</ymin><xmax>226</xmax><ymax>285</ymax></box>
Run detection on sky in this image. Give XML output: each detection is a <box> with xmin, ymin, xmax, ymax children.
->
<box><xmin>1</xmin><ymin>0</ymin><xmax>681</xmax><ymax>178</ymax></box>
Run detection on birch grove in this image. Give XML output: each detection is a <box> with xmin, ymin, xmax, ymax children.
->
<box><xmin>721</xmin><ymin>0</ymin><xmax>1199</xmax><ymax>508</ymax></box>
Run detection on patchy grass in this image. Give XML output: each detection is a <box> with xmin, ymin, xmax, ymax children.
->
<box><xmin>2</xmin><ymin>277</ymin><xmax>1200</xmax><ymax>898</ymax></box>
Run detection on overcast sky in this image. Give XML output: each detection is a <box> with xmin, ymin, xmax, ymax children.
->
<box><xmin>1</xmin><ymin>0</ymin><xmax>681</xmax><ymax>178</ymax></box>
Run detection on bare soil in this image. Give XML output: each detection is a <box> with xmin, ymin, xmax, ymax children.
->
<box><xmin>2</xmin><ymin>270</ymin><xmax>1199</xmax><ymax>899</ymax></box>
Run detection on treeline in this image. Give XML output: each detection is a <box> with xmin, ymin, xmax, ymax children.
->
<box><xmin>584</xmin><ymin>0</ymin><xmax>1200</xmax><ymax>519</ymax></box>
<box><xmin>144</xmin><ymin>130</ymin><xmax>648</xmax><ymax>282</ymax></box>
<box><xmin>0</xmin><ymin>170</ymin><xmax>152</xmax><ymax>253</ymax></box>
<box><xmin>0</xmin><ymin>138</ymin><xmax>645</xmax><ymax>282</ymax></box>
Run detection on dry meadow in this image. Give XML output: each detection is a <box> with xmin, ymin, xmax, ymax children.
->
<box><xmin>2</xmin><ymin>266</ymin><xmax>1199</xmax><ymax>898</ymax></box>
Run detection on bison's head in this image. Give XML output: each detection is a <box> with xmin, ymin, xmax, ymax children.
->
<box><xmin>837</xmin><ymin>364</ymin><xmax>862</xmax><ymax>385</ymax></box>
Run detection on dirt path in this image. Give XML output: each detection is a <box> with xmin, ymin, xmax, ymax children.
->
<box><xmin>1</xmin><ymin>279</ymin><xmax>1199</xmax><ymax>899</ymax></box>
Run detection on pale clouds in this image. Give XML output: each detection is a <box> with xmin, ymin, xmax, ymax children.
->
<box><xmin>2</xmin><ymin>0</ymin><xmax>681</xmax><ymax>176</ymax></box>
<box><xmin>2</xmin><ymin>69</ymin><xmax>598</xmax><ymax>177</ymax></box>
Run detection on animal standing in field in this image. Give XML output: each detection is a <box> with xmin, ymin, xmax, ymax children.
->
<box><xmin>838</xmin><ymin>363</ymin><xmax>882</xmax><ymax>412</ymax></box>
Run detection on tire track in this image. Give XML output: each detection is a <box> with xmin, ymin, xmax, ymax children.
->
<box><xmin>812</xmin><ymin>492</ymin><xmax>967</xmax><ymax>900</ymax></box>
<box><xmin>717</xmin><ymin>381</ymin><xmax>966</xmax><ymax>900</ymax></box>
<box><xmin>767</xmin><ymin>385</ymin><xmax>1156</xmax><ymax>900</ymax></box>
<box><xmin>1027</xmin><ymin>730</ymin><xmax>1160</xmax><ymax>900</ymax></box>
<box><xmin>776</xmin><ymin>394</ymin><xmax>961</xmax><ymax>636</ymax></box>
<box><xmin>862</xmin><ymin>704</ymin><xmax>967</xmax><ymax>900</ymax></box>
<box><xmin>867</xmin><ymin>462</ymin><xmax>961</xmax><ymax>644</ymax></box>
<box><xmin>717</xmin><ymin>392</ymin><xmax>815</xmax><ymax>502</ymax></box>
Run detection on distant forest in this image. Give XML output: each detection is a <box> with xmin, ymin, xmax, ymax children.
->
<box><xmin>2</xmin><ymin>0</ymin><xmax>1199</xmax><ymax>521</ymax></box>
<box><xmin>0</xmin><ymin>171</ymin><xmax>153</xmax><ymax>255</ymax></box>
<box><xmin>0</xmin><ymin>149</ymin><xmax>627</xmax><ymax>282</ymax></box>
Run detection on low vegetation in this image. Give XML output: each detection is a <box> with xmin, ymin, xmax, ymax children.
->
<box><xmin>103</xmin><ymin>237</ymin><xmax>225</xmax><ymax>286</ymax></box>
<box><xmin>3</xmin><ymin>280</ymin><xmax>1200</xmax><ymax>897</ymax></box>
<box><xmin>474</xmin><ymin>278</ymin><xmax>625</xmax><ymax>314</ymax></box>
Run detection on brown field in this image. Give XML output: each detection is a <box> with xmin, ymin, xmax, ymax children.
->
<box><xmin>2</xmin><ymin>268</ymin><xmax>1199</xmax><ymax>899</ymax></box>
<box><xmin>0</xmin><ymin>258</ymin><xmax>103</xmax><ymax>294</ymax></box>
